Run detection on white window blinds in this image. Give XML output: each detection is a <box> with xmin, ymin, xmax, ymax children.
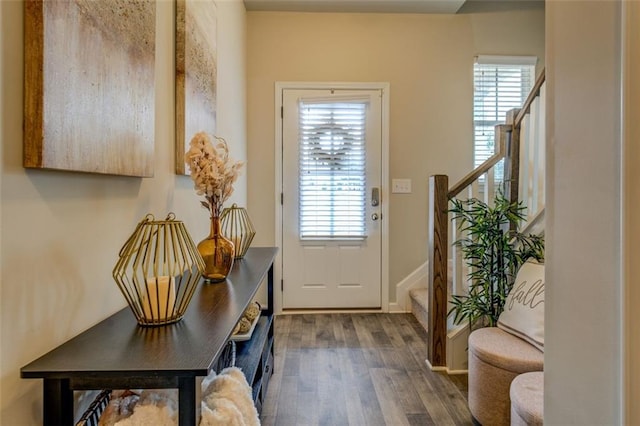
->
<box><xmin>473</xmin><ymin>56</ymin><xmax>536</xmax><ymax>170</ymax></box>
<box><xmin>298</xmin><ymin>98</ymin><xmax>368</xmax><ymax>239</ymax></box>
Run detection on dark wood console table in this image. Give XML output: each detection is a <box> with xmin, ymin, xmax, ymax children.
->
<box><xmin>21</xmin><ymin>247</ymin><xmax>278</xmax><ymax>426</ymax></box>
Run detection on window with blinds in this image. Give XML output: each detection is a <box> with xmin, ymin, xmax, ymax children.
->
<box><xmin>298</xmin><ymin>99</ymin><xmax>368</xmax><ymax>239</ymax></box>
<box><xmin>474</xmin><ymin>56</ymin><xmax>536</xmax><ymax>171</ymax></box>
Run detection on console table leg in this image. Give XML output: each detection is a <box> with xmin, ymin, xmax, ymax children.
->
<box><xmin>43</xmin><ymin>378</ymin><xmax>73</xmax><ymax>426</ymax></box>
<box><xmin>178</xmin><ymin>376</ymin><xmax>196</xmax><ymax>426</ymax></box>
<box><xmin>267</xmin><ymin>263</ymin><xmax>274</xmax><ymax>316</ymax></box>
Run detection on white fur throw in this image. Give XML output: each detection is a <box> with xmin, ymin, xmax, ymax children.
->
<box><xmin>99</xmin><ymin>389</ymin><xmax>178</xmax><ymax>426</ymax></box>
<box><xmin>98</xmin><ymin>368</ymin><xmax>259</xmax><ymax>425</ymax></box>
<box><xmin>115</xmin><ymin>404</ymin><xmax>177</xmax><ymax>426</ymax></box>
<box><xmin>200</xmin><ymin>367</ymin><xmax>260</xmax><ymax>426</ymax></box>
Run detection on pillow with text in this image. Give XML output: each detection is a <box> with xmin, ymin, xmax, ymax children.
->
<box><xmin>497</xmin><ymin>260</ymin><xmax>545</xmax><ymax>352</ymax></box>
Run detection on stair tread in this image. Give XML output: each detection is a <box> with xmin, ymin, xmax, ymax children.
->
<box><xmin>409</xmin><ymin>287</ymin><xmax>428</xmax><ymax>297</ymax></box>
<box><xmin>409</xmin><ymin>287</ymin><xmax>428</xmax><ymax>311</ymax></box>
<box><xmin>410</xmin><ymin>287</ymin><xmax>429</xmax><ymax>332</ymax></box>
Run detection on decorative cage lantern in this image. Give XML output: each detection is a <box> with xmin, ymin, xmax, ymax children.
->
<box><xmin>220</xmin><ymin>204</ymin><xmax>256</xmax><ymax>259</ymax></box>
<box><xmin>113</xmin><ymin>213</ymin><xmax>205</xmax><ymax>326</ymax></box>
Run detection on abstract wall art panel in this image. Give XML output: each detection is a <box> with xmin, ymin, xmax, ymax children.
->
<box><xmin>175</xmin><ymin>0</ymin><xmax>218</xmax><ymax>175</ymax></box>
<box><xmin>24</xmin><ymin>0</ymin><xmax>156</xmax><ymax>177</ymax></box>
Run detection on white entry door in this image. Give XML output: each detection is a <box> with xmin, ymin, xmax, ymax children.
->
<box><xmin>281</xmin><ymin>88</ymin><xmax>384</xmax><ymax>309</ymax></box>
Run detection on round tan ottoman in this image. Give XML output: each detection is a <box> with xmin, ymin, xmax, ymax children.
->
<box><xmin>510</xmin><ymin>372</ymin><xmax>543</xmax><ymax>426</ymax></box>
<box><xmin>468</xmin><ymin>327</ymin><xmax>544</xmax><ymax>426</ymax></box>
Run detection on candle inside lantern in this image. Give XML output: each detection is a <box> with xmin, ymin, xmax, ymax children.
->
<box><xmin>142</xmin><ymin>276</ymin><xmax>176</xmax><ymax>321</ymax></box>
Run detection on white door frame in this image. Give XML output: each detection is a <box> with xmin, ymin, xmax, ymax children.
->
<box><xmin>274</xmin><ymin>81</ymin><xmax>390</xmax><ymax>314</ymax></box>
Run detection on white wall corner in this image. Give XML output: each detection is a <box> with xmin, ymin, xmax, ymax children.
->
<box><xmin>390</xmin><ymin>261</ymin><xmax>428</xmax><ymax>313</ymax></box>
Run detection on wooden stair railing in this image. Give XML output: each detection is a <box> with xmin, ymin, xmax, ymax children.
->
<box><xmin>426</xmin><ymin>70</ymin><xmax>546</xmax><ymax>370</ymax></box>
<box><xmin>427</xmin><ymin>128</ymin><xmax>509</xmax><ymax>369</ymax></box>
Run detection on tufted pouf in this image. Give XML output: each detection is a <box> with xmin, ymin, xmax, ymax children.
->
<box><xmin>468</xmin><ymin>327</ymin><xmax>544</xmax><ymax>426</ymax></box>
<box><xmin>510</xmin><ymin>371</ymin><xmax>543</xmax><ymax>426</ymax></box>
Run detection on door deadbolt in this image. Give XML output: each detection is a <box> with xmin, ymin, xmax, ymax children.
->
<box><xmin>371</xmin><ymin>213</ymin><xmax>379</xmax><ymax>221</ymax></box>
<box><xmin>371</xmin><ymin>187</ymin><xmax>380</xmax><ymax>207</ymax></box>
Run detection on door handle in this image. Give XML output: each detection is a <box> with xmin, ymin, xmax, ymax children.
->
<box><xmin>371</xmin><ymin>213</ymin><xmax>379</xmax><ymax>221</ymax></box>
<box><xmin>371</xmin><ymin>187</ymin><xmax>380</xmax><ymax>207</ymax></box>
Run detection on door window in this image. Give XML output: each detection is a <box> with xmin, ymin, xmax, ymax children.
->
<box><xmin>298</xmin><ymin>99</ymin><xmax>367</xmax><ymax>239</ymax></box>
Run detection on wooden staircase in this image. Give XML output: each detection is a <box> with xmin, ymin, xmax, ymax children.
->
<box><xmin>410</xmin><ymin>70</ymin><xmax>547</xmax><ymax>373</ymax></box>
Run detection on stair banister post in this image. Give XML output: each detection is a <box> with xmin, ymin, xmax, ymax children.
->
<box><xmin>427</xmin><ymin>174</ymin><xmax>448</xmax><ymax>369</ymax></box>
<box><xmin>505</xmin><ymin>109</ymin><xmax>521</xmax><ymax>207</ymax></box>
<box><xmin>502</xmin><ymin>110</ymin><xmax>522</xmax><ymax>231</ymax></box>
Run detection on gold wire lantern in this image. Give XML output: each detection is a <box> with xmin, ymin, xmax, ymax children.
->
<box><xmin>220</xmin><ymin>204</ymin><xmax>256</xmax><ymax>259</ymax></box>
<box><xmin>113</xmin><ymin>213</ymin><xmax>205</xmax><ymax>326</ymax></box>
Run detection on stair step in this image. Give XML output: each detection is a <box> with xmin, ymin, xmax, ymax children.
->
<box><xmin>409</xmin><ymin>288</ymin><xmax>428</xmax><ymax>311</ymax></box>
<box><xmin>409</xmin><ymin>263</ymin><xmax>453</xmax><ymax>332</ymax></box>
<box><xmin>409</xmin><ymin>288</ymin><xmax>429</xmax><ymax>332</ymax></box>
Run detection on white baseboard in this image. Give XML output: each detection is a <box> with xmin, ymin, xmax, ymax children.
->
<box><xmin>425</xmin><ymin>359</ymin><xmax>468</xmax><ymax>375</ymax></box>
<box><xmin>425</xmin><ymin>359</ymin><xmax>447</xmax><ymax>372</ymax></box>
<box><xmin>388</xmin><ymin>302</ymin><xmax>404</xmax><ymax>313</ymax></box>
<box><xmin>446</xmin><ymin>368</ymin><xmax>469</xmax><ymax>375</ymax></box>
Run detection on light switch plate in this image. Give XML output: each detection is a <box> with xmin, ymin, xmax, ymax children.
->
<box><xmin>392</xmin><ymin>178</ymin><xmax>412</xmax><ymax>194</ymax></box>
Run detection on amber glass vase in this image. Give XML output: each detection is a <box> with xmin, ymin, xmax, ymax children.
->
<box><xmin>197</xmin><ymin>215</ymin><xmax>235</xmax><ymax>283</ymax></box>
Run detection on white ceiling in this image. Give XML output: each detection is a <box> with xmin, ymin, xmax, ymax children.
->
<box><xmin>243</xmin><ymin>0</ymin><xmax>544</xmax><ymax>14</ymax></box>
<box><xmin>243</xmin><ymin>0</ymin><xmax>466</xmax><ymax>14</ymax></box>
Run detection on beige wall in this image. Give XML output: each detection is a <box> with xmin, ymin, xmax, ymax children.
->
<box><xmin>625</xmin><ymin>1</ymin><xmax>640</xmax><ymax>424</ymax></box>
<box><xmin>545</xmin><ymin>0</ymin><xmax>622</xmax><ymax>422</ymax></box>
<box><xmin>246</xmin><ymin>9</ymin><xmax>545</xmax><ymax>302</ymax></box>
<box><xmin>0</xmin><ymin>0</ymin><xmax>247</xmax><ymax>423</ymax></box>
<box><xmin>0</xmin><ymin>0</ymin><xmax>4</xmax><ymax>419</ymax></box>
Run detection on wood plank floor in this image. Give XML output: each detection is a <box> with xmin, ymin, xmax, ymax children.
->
<box><xmin>261</xmin><ymin>313</ymin><xmax>473</xmax><ymax>426</ymax></box>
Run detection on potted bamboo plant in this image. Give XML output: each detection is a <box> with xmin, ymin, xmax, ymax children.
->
<box><xmin>448</xmin><ymin>192</ymin><xmax>544</xmax><ymax>328</ymax></box>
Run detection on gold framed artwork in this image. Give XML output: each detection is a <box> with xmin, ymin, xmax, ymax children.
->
<box><xmin>175</xmin><ymin>0</ymin><xmax>218</xmax><ymax>175</ymax></box>
<box><xmin>23</xmin><ymin>0</ymin><xmax>156</xmax><ymax>177</ymax></box>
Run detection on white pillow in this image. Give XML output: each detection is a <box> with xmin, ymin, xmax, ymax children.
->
<box><xmin>497</xmin><ymin>260</ymin><xmax>545</xmax><ymax>351</ymax></box>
